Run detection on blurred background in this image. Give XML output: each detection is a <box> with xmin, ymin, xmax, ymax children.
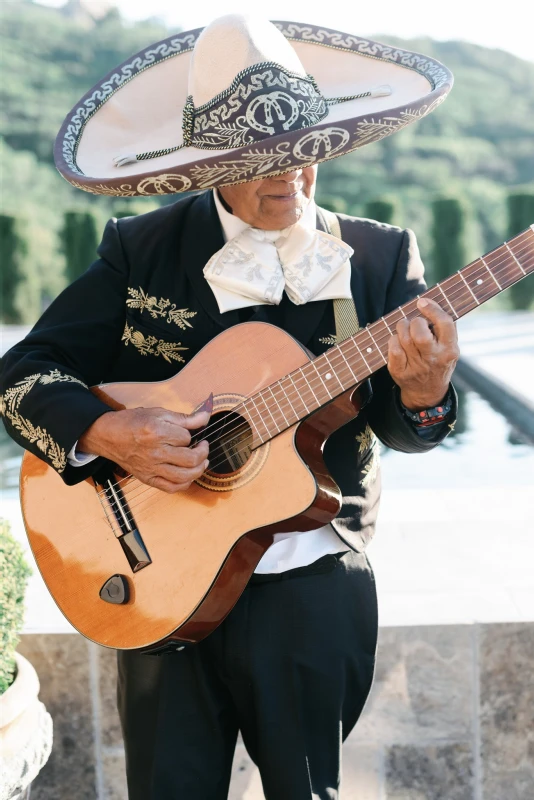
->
<box><xmin>1</xmin><ymin>2</ymin><xmax>533</xmax><ymax>799</ymax></box>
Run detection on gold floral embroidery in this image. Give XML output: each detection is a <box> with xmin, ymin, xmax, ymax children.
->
<box><xmin>355</xmin><ymin>424</ymin><xmax>380</xmax><ymax>488</ymax></box>
<box><xmin>355</xmin><ymin>424</ymin><xmax>376</xmax><ymax>455</ymax></box>
<box><xmin>319</xmin><ymin>333</ymin><xmax>338</xmax><ymax>346</ymax></box>
<box><xmin>126</xmin><ymin>287</ymin><xmax>197</xmax><ymax>331</ymax></box>
<box><xmin>121</xmin><ymin>323</ymin><xmax>188</xmax><ymax>364</ymax></box>
<box><xmin>39</xmin><ymin>369</ymin><xmax>88</xmax><ymax>388</ymax></box>
<box><xmin>1</xmin><ymin>374</ymin><xmax>66</xmax><ymax>472</ymax></box>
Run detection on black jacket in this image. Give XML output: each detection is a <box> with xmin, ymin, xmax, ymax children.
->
<box><xmin>0</xmin><ymin>190</ymin><xmax>456</xmax><ymax>552</ymax></box>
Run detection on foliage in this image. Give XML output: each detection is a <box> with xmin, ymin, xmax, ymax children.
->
<box><xmin>0</xmin><ymin>215</ymin><xmax>27</xmax><ymax>323</ymax></box>
<box><xmin>507</xmin><ymin>193</ymin><xmax>534</xmax><ymax>309</ymax></box>
<box><xmin>61</xmin><ymin>211</ymin><xmax>99</xmax><ymax>283</ymax></box>
<box><xmin>431</xmin><ymin>197</ymin><xmax>468</xmax><ymax>283</ymax></box>
<box><xmin>0</xmin><ymin>2</ymin><xmax>533</xmax><ymax>317</ymax></box>
<box><xmin>0</xmin><ymin>519</ymin><xmax>32</xmax><ymax>695</ymax></box>
<box><xmin>364</xmin><ymin>199</ymin><xmax>397</xmax><ymax>226</ymax></box>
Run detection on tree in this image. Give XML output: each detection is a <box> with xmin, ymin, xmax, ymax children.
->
<box><xmin>364</xmin><ymin>199</ymin><xmax>397</xmax><ymax>225</ymax></box>
<box><xmin>431</xmin><ymin>197</ymin><xmax>467</xmax><ymax>284</ymax></box>
<box><xmin>507</xmin><ymin>193</ymin><xmax>534</xmax><ymax>310</ymax></box>
<box><xmin>0</xmin><ymin>215</ymin><xmax>28</xmax><ymax>323</ymax></box>
<box><xmin>61</xmin><ymin>211</ymin><xmax>99</xmax><ymax>283</ymax></box>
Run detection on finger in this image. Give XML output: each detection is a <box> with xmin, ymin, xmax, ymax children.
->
<box><xmin>181</xmin><ymin>410</ymin><xmax>211</xmax><ymax>430</ymax></box>
<box><xmin>159</xmin><ymin>458</ymin><xmax>209</xmax><ymax>485</ymax></box>
<box><xmin>388</xmin><ymin>333</ymin><xmax>408</xmax><ymax>372</ymax></box>
<box><xmin>409</xmin><ymin>317</ymin><xmax>436</xmax><ymax>354</ymax></box>
<box><xmin>416</xmin><ymin>298</ymin><xmax>457</xmax><ymax>344</ymax></box>
<box><xmin>162</xmin><ymin>441</ymin><xmax>209</xmax><ymax>467</ymax></box>
<box><xmin>147</xmin><ymin>475</ymin><xmax>193</xmax><ymax>494</ymax></box>
<box><xmin>395</xmin><ymin>319</ymin><xmax>419</xmax><ymax>360</ymax></box>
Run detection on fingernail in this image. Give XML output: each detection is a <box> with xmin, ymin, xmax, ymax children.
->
<box><xmin>204</xmin><ymin>460</ymin><xmax>209</xmax><ymax>470</ymax></box>
<box><xmin>418</xmin><ymin>298</ymin><xmax>428</xmax><ymax>307</ymax></box>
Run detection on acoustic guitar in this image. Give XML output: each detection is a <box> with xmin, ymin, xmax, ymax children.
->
<box><xmin>20</xmin><ymin>225</ymin><xmax>534</xmax><ymax>652</ymax></box>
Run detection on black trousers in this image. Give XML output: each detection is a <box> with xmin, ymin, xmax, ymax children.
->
<box><xmin>117</xmin><ymin>550</ymin><xmax>378</xmax><ymax>800</ymax></box>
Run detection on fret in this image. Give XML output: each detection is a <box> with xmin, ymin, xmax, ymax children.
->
<box><xmin>275</xmin><ymin>379</ymin><xmax>300</xmax><ymax>419</ymax></box>
<box><xmin>265</xmin><ymin>385</ymin><xmax>292</xmax><ymax>426</ymax></box>
<box><xmin>505</xmin><ymin>242</ymin><xmax>526</xmax><ymax>275</ymax></box>
<box><xmin>481</xmin><ymin>256</ymin><xmax>502</xmax><ymax>290</ymax></box>
<box><xmin>255</xmin><ymin>392</ymin><xmax>281</xmax><ymax>434</ymax></box>
<box><xmin>381</xmin><ymin>316</ymin><xmax>394</xmax><ymax>335</ymax></box>
<box><xmin>437</xmin><ymin>283</ymin><xmax>459</xmax><ymax>318</ymax></box>
<box><xmin>309</xmin><ymin>360</ymin><xmax>333</xmax><ymax>400</ymax></box>
<box><xmin>321</xmin><ymin>353</ymin><xmax>345</xmax><ymax>393</ymax></box>
<box><xmin>459</xmin><ymin>271</ymin><xmax>479</xmax><ymax>305</ymax></box>
<box><xmin>287</xmin><ymin>374</ymin><xmax>311</xmax><ymax>414</ymax></box>
<box><xmin>352</xmin><ymin>339</ymin><xmax>371</xmax><ymax>372</ymax></box>
<box><xmin>245</xmin><ymin>398</ymin><xmax>268</xmax><ymax>442</ymax></box>
<box><xmin>296</xmin><ymin>367</ymin><xmax>320</xmax><ymax>406</ymax></box>
<box><xmin>358</xmin><ymin>327</ymin><xmax>387</xmax><ymax>366</ymax></box>
<box><xmin>335</xmin><ymin>342</ymin><xmax>359</xmax><ymax>386</ymax></box>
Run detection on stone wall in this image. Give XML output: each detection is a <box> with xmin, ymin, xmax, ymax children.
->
<box><xmin>18</xmin><ymin>623</ymin><xmax>534</xmax><ymax>799</ymax></box>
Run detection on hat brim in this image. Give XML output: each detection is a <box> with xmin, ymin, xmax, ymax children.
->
<box><xmin>54</xmin><ymin>21</ymin><xmax>453</xmax><ymax>197</ymax></box>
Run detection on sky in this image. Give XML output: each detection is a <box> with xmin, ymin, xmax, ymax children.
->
<box><xmin>36</xmin><ymin>0</ymin><xmax>534</xmax><ymax>63</ymax></box>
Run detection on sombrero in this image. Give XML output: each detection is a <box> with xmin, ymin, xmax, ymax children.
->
<box><xmin>54</xmin><ymin>14</ymin><xmax>453</xmax><ymax>197</ymax></box>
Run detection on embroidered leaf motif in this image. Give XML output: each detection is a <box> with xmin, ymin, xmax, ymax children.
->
<box><xmin>39</xmin><ymin>369</ymin><xmax>87</xmax><ymax>388</ymax></box>
<box><xmin>122</xmin><ymin>323</ymin><xmax>188</xmax><ymax>364</ymax></box>
<box><xmin>126</xmin><ymin>287</ymin><xmax>197</xmax><ymax>330</ymax></box>
<box><xmin>355</xmin><ymin>425</ymin><xmax>380</xmax><ymax>487</ymax></box>
<box><xmin>318</xmin><ymin>334</ymin><xmax>338</xmax><ymax>346</ymax></box>
<box><xmin>2</xmin><ymin>374</ymin><xmax>41</xmax><ymax>415</ymax></box>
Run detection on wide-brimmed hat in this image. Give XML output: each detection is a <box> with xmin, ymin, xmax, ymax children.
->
<box><xmin>54</xmin><ymin>14</ymin><xmax>453</xmax><ymax>197</ymax></box>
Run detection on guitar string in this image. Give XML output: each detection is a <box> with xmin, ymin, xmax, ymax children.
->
<box><xmin>99</xmin><ymin>240</ymin><xmax>534</xmax><ymax>525</ymax></box>
<box><xmin>96</xmin><ymin>237</ymin><xmax>534</xmax><ymax>517</ymax></box>
<box><xmin>102</xmin><ymin>225</ymin><xmax>534</xmax><ymax>493</ymax></box>
<box><xmin>96</xmin><ymin>229</ymin><xmax>534</xmax><ymax>504</ymax></box>
<box><xmin>98</xmin><ymin>251</ymin><xmax>534</xmax><ymax>536</ymax></box>
<box><xmin>95</xmin><ymin>244</ymin><xmax>534</xmax><ymax>524</ymax></box>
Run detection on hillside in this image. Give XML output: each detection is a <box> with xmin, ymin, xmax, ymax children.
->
<box><xmin>1</xmin><ymin>0</ymin><xmax>533</xmax><ymax>305</ymax></box>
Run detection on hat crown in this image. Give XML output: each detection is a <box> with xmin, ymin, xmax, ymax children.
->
<box><xmin>188</xmin><ymin>14</ymin><xmax>307</xmax><ymax>106</ymax></box>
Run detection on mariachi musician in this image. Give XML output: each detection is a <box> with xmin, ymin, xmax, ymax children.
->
<box><xmin>1</xmin><ymin>14</ymin><xmax>460</xmax><ymax>800</ymax></box>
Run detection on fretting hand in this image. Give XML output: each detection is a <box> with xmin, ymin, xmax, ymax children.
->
<box><xmin>388</xmin><ymin>297</ymin><xmax>460</xmax><ymax>411</ymax></box>
<box><xmin>78</xmin><ymin>407</ymin><xmax>210</xmax><ymax>493</ymax></box>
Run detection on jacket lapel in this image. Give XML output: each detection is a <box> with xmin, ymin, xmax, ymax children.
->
<box><xmin>182</xmin><ymin>191</ymin><xmax>240</xmax><ymax>329</ymax></box>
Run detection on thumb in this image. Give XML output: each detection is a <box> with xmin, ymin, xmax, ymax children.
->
<box><xmin>180</xmin><ymin>410</ymin><xmax>211</xmax><ymax>430</ymax></box>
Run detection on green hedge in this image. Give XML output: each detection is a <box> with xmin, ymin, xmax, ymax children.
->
<box><xmin>0</xmin><ymin>520</ymin><xmax>32</xmax><ymax>694</ymax></box>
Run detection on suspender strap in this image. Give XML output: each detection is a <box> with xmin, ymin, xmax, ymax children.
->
<box><xmin>319</xmin><ymin>208</ymin><xmax>360</xmax><ymax>341</ymax></box>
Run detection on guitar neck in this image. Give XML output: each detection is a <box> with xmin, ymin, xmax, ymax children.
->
<box><xmin>242</xmin><ymin>225</ymin><xmax>534</xmax><ymax>444</ymax></box>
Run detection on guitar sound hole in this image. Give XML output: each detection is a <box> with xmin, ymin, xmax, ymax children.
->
<box><xmin>202</xmin><ymin>411</ymin><xmax>254</xmax><ymax>476</ymax></box>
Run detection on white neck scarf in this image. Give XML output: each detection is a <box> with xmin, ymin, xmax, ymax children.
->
<box><xmin>203</xmin><ymin>190</ymin><xmax>354</xmax><ymax>313</ymax></box>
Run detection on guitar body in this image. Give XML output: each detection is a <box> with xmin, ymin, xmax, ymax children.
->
<box><xmin>20</xmin><ymin>322</ymin><xmax>362</xmax><ymax>652</ymax></box>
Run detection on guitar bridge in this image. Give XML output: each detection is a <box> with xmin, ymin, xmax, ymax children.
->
<box><xmin>94</xmin><ymin>467</ymin><xmax>151</xmax><ymax>572</ymax></box>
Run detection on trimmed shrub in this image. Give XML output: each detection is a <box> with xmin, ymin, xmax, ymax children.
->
<box><xmin>364</xmin><ymin>199</ymin><xmax>397</xmax><ymax>225</ymax></box>
<box><xmin>507</xmin><ymin>193</ymin><xmax>534</xmax><ymax>310</ymax></box>
<box><xmin>0</xmin><ymin>519</ymin><xmax>32</xmax><ymax>694</ymax></box>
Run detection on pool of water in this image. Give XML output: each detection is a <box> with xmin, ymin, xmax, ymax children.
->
<box><xmin>2</xmin><ymin>385</ymin><xmax>532</xmax><ymax>497</ymax></box>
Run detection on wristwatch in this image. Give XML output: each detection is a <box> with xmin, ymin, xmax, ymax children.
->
<box><xmin>401</xmin><ymin>389</ymin><xmax>453</xmax><ymax>427</ymax></box>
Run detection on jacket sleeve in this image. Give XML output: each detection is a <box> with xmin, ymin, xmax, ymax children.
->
<box><xmin>0</xmin><ymin>218</ymin><xmax>129</xmax><ymax>484</ymax></box>
<box><xmin>365</xmin><ymin>228</ymin><xmax>457</xmax><ymax>453</ymax></box>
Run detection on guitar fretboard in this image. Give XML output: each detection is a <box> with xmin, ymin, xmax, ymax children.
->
<box><xmin>241</xmin><ymin>225</ymin><xmax>534</xmax><ymax>444</ymax></box>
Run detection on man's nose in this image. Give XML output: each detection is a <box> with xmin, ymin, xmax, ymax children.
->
<box><xmin>276</xmin><ymin>170</ymin><xmax>303</xmax><ymax>183</ymax></box>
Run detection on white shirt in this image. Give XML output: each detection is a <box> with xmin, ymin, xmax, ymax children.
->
<box><xmin>68</xmin><ymin>191</ymin><xmax>347</xmax><ymax>573</ymax></box>
<box><xmin>212</xmin><ymin>189</ymin><xmax>346</xmax><ymax>573</ymax></box>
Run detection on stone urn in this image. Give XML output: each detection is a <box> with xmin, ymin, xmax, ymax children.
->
<box><xmin>0</xmin><ymin>652</ymin><xmax>53</xmax><ymax>800</ymax></box>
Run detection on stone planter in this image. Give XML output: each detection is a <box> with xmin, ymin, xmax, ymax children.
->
<box><xmin>0</xmin><ymin>653</ymin><xmax>53</xmax><ymax>800</ymax></box>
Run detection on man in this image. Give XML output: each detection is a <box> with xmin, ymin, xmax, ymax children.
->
<box><xmin>1</xmin><ymin>15</ymin><xmax>459</xmax><ymax>799</ymax></box>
